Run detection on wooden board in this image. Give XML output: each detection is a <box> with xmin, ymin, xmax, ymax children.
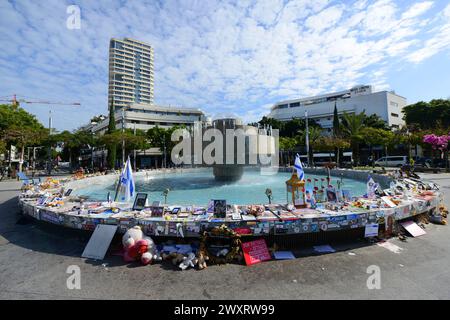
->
<box><xmin>82</xmin><ymin>224</ymin><xmax>118</xmax><ymax>260</ymax></box>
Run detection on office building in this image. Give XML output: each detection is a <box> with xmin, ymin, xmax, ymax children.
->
<box><xmin>268</xmin><ymin>85</ymin><xmax>407</xmax><ymax>130</ymax></box>
<box><xmin>89</xmin><ymin>103</ymin><xmax>205</xmax><ymax>135</ymax></box>
<box><xmin>81</xmin><ymin>103</ymin><xmax>205</xmax><ymax>169</ymax></box>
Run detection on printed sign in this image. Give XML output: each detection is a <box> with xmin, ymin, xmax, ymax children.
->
<box><xmin>241</xmin><ymin>239</ymin><xmax>271</xmax><ymax>266</ymax></box>
<box><xmin>364</xmin><ymin>223</ymin><xmax>379</xmax><ymax>238</ymax></box>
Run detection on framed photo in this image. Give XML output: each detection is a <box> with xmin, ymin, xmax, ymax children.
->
<box><xmin>151</xmin><ymin>206</ymin><xmax>164</xmax><ymax>217</ymax></box>
<box><xmin>326</xmin><ymin>188</ymin><xmax>337</xmax><ymax>202</ymax></box>
<box><xmin>132</xmin><ymin>193</ymin><xmax>148</xmax><ymax>211</ymax></box>
<box><xmin>213</xmin><ymin>200</ymin><xmax>227</xmax><ymax>218</ymax></box>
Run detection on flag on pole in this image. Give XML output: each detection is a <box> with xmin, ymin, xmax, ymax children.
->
<box><xmin>119</xmin><ymin>156</ymin><xmax>135</xmax><ymax>202</ymax></box>
<box><xmin>294</xmin><ymin>154</ymin><xmax>305</xmax><ymax>180</ymax></box>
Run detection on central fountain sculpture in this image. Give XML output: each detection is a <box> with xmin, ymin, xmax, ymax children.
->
<box><xmin>202</xmin><ymin>118</ymin><xmax>276</xmax><ymax>182</ymax></box>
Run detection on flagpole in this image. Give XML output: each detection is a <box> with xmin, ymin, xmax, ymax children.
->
<box><xmin>114</xmin><ymin>160</ymin><xmax>126</xmax><ymax>202</ymax></box>
<box><xmin>305</xmin><ymin>110</ymin><xmax>310</xmax><ymax>167</ymax></box>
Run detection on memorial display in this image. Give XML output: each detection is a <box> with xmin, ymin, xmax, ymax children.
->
<box><xmin>18</xmin><ymin>164</ymin><xmax>447</xmax><ymax>270</ymax></box>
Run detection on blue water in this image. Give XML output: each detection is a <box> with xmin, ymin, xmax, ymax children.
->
<box><xmin>74</xmin><ymin>169</ymin><xmax>366</xmax><ymax>205</ymax></box>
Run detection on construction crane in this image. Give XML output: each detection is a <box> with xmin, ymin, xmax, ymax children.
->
<box><xmin>0</xmin><ymin>94</ymin><xmax>81</xmax><ymax>107</ymax></box>
<box><xmin>0</xmin><ymin>94</ymin><xmax>81</xmax><ymax>174</ymax></box>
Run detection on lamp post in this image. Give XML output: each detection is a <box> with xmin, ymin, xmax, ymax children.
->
<box><xmin>121</xmin><ymin>107</ymin><xmax>125</xmax><ymax>167</ymax></box>
<box><xmin>133</xmin><ymin>124</ymin><xmax>137</xmax><ymax>170</ymax></box>
<box><xmin>305</xmin><ymin>110</ymin><xmax>310</xmax><ymax>167</ymax></box>
<box><xmin>47</xmin><ymin>109</ymin><xmax>52</xmax><ymax>175</ymax></box>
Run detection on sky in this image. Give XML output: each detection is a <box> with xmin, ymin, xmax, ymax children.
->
<box><xmin>0</xmin><ymin>0</ymin><xmax>449</xmax><ymax>131</ymax></box>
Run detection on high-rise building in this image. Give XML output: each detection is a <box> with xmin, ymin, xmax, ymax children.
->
<box><xmin>108</xmin><ymin>38</ymin><xmax>154</xmax><ymax>110</ymax></box>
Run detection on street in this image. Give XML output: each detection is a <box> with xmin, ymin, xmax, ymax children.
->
<box><xmin>1</xmin><ymin>173</ymin><xmax>450</xmax><ymax>300</ymax></box>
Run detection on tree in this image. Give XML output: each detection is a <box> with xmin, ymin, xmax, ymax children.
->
<box><xmin>0</xmin><ymin>104</ymin><xmax>47</xmax><ymax>172</ymax></box>
<box><xmin>278</xmin><ymin>137</ymin><xmax>298</xmax><ymax>166</ymax></box>
<box><xmin>315</xmin><ymin>136</ymin><xmax>350</xmax><ymax>164</ymax></box>
<box><xmin>363</xmin><ymin>114</ymin><xmax>389</xmax><ymax>130</ymax></box>
<box><xmin>146</xmin><ymin>125</ymin><xmax>186</xmax><ymax>166</ymax></box>
<box><xmin>332</xmin><ymin>102</ymin><xmax>343</xmax><ymax>165</ymax></box>
<box><xmin>403</xmin><ymin>99</ymin><xmax>450</xmax><ymax>130</ymax></box>
<box><xmin>106</xmin><ymin>101</ymin><xmax>117</xmax><ymax>169</ymax></box>
<box><xmin>332</xmin><ymin>102</ymin><xmax>340</xmax><ymax>136</ymax></box>
<box><xmin>341</xmin><ymin>111</ymin><xmax>366</xmax><ymax>165</ymax></box>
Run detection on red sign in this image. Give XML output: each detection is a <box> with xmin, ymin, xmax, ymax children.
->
<box><xmin>234</xmin><ymin>227</ymin><xmax>252</xmax><ymax>235</ymax></box>
<box><xmin>241</xmin><ymin>239</ymin><xmax>271</xmax><ymax>266</ymax></box>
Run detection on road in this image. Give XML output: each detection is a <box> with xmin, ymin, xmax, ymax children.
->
<box><xmin>0</xmin><ymin>173</ymin><xmax>449</xmax><ymax>300</ymax></box>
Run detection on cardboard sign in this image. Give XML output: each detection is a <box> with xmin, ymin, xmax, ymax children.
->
<box><xmin>242</xmin><ymin>239</ymin><xmax>271</xmax><ymax>266</ymax></box>
<box><xmin>401</xmin><ymin>221</ymin><xmax>426</xmax><ymax>237</ymax></box>
<box><xmin>365</xmin><ymin>223</ymin><xmax>379</xmax><ymax>238</ymax></box>
<box><xmin>82</xmin><ymin>224</ymin><xmax>118</xmax><ymax>260</ymax></box>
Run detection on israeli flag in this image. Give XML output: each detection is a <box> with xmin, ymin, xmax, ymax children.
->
<box><xmin>119</xmin><ymin>157</ymin><xmax>135</xmax><ymax>202</ymax></box>
<box><xmin>294</xmin><ymin>154</ymin><xmax>305</xmax><ymax>180</ymax></box>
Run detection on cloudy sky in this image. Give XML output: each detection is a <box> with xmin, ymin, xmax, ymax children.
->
<box><xmin>1</xmin><ymin>0</ymin><xmax>449</xmax><ymax>131</ymax></box>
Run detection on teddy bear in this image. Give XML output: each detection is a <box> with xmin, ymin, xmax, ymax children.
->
<box><xmin>122</xmin><ymin>226</ymin><xmax>159</xmax><ymax>265</ymax></box>
<box><xmin>179</xmin><ymin>252</ymin><xmax>198</xmax><ymax>271</ymax></box>
<box><xmin>197</xmin><ymin>251</ymin><xmax>209</xmax><ymax>270</ymax></box>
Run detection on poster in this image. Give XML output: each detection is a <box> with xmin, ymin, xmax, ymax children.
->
<box><xmin>241</xmin><ymin>239</ymin><xmax>271</xmax><ymax>266</ymax></box>
<box><xmin>364</xmin><ymin>223</ymin><xmax>379</xmax><ymax>238</ymax></box>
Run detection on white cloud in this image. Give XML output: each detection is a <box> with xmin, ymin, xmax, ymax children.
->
<box><xmin>402</xmin><ymin>1</ymin><xmax>434</xmax><ymax>20</ymax></box>
<box><xmin>305</xmin><ymin>5</ymin><xmax>344</xmax><ymax>33</ymax></box>
<box><xmin>0</xmin><ymin>0</ymin><xmax>449</xmax><ymax>130</ymax></box>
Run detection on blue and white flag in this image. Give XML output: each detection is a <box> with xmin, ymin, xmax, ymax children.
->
<box><xmin>294</xmin><ymin>154</ymin><xmax>305</xmax><ymax>180</ymax></box>
<box><xmin>119</xmin><ymin>157</ymin><xmax>135</xmax><ymax>202</ymax></box>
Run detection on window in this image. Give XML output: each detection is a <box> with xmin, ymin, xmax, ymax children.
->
<box><xmin>290</xmin><ymin>102</ymin><xmax>300</xmax><ymax>108</ymax></box>
<box><xmin>277</xmin><ymin>104</ymin><xmax>288</xmax><ymax>109</ymax></box>
<box><xmin>391</xmin><ymin>113</ymin><xmax>399</xmax><ymax>118</ymax></box>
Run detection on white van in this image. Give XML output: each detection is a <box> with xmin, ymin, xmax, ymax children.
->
<box><xmin>374</xmin><ymin>156</ymin><xmax>408</xmax><ymax>167</ymax></box>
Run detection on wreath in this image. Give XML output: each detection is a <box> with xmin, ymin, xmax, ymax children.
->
<box><xmin>199</xmin><ymin>224</ymin><xmax>242</xmax><ymax>265</ymax></box>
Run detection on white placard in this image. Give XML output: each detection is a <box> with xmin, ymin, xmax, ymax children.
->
<box><xmin>381</xmin><ymin>196</ymin><xmax>397</xmax><ymax>208</ymax></box>
<box><xmin>82</xmin><ymin>224</ymin><xmax>118</xmax><ymax>260</ymax></box>
<box><xmin>365</xmin><ymin>223</ymin><xmax>379</xmax><ymax>238</ymax></box>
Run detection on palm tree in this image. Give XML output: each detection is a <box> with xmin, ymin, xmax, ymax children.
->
<box><xmin>341</xmin><ymin>112</ymin><xmax>366</xmax><ymax>166</ymax></box>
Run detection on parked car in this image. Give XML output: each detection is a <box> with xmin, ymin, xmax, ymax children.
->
<box><xmin>413</xmin><ymin>157</ymin><xmax>432</xmax><ymax>168</ymax></box>
<box><xmin>374</xmin><ymin>156</ymin><xmax>408</xmax><ymax>167</ymax></box>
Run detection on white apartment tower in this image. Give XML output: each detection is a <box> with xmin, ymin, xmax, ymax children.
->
<box><xmin>108</xmin><ymin>38</ymin><xmax>154</xmax><ymax>111</ymax></box>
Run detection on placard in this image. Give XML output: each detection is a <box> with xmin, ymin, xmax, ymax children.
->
<box><xmin>364</xmin><ymin>223</ymin><xmax>379</xmax><ymax>238</ymax></box>
<box><xmin>401</xmin><ymin>221</ymin><xmax>426</xmax><ymax>237</ymax></box>
<box><xmin>213</xmin><ymin>200</ymin><xmax>227</xmax><ymax>218</ymax></box>
<box><xmin>241</xmin><ymin>239</ymin><xmax>271</xmax><ymax>266</ymax></box>
<box><xmin>326</xmin><ymin>188</ymin><xmax>337</xmax><ymax>202</ymax></box>
<box><xmin>381</xmin><ymin>196</ymin><xmax>397</xmax><ymax>208</ymax></box>
<box><xmin>82</xmin><ymin>224</ymin><xmax>118</xmax><ymax>260</ymax></box>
